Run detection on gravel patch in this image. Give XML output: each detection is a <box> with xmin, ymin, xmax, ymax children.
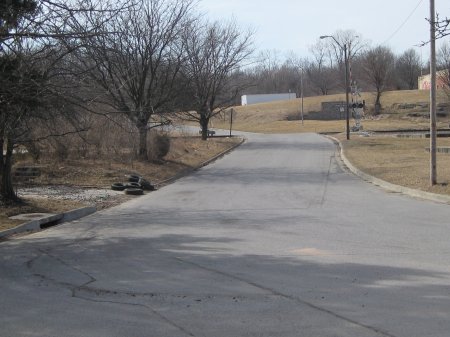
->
<box><xmin>17</xmin><ymin>185</ymin><xmax>124</xmax><ymax>204</ymax></box>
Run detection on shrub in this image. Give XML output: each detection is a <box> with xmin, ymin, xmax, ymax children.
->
<box><xmin>155</xmin><ymin>134</ymin><xmax>171</xmax><ymax>159</ymax></box>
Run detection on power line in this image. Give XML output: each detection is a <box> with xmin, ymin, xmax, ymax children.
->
<box><xmin>383</xmin><ymin>0</ymin><xmax>425</xmax><ymax>45</ymax></box>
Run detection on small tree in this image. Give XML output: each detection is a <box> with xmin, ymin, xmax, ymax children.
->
<box><xmin>361</xmin><ymin>46</ymin><xmax>395</xmax><ymax>114</ymax></box>
<box><xmin>179</xmin><ymin>20</ymin><xmax>253</xmax><ymax>140</ymax></box>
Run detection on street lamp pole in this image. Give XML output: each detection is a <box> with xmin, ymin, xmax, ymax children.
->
<box><xmin>344</xmin><ymin>43</ymin><xmax>350</xmax><ymax>140</ymax></box>
<box><xmin>300</xmin><ymin>67</ymin><xmax>304</xmax><ymax>125</ymax></box>
<box><xmin>320</xmin><ymin>35</ymin><xmax>350</xmax><ymax>140</ymax></box>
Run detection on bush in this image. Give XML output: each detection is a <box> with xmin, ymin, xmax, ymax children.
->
<box><xmin>153</xmin><ymin>133</ymin><xmax>171</xmax><ymax>159</ymax></box>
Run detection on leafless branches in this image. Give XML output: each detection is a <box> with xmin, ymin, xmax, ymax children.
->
<box><xmin>361</xmin><ymin>46</ymin><xmax>395</xmax><ymax>113</ymax></box>
<box><xmin>395</xmin><ymin>49</ymin><xmax>422</xmax><ymax>90</ymax></box>
<box><xmin>179</xmin><ymin>19</ymin><xmax>254</xmax><ymax>139</ymax></box>
<box><xmin>434</xmin><ymin>14</ymin><xmax>449</xmax><ymax>40</ymax></box>
<box><xmin>75</xmin><ymin>0</ymin><xmax>194</xmax><ymax>159</ymax></box>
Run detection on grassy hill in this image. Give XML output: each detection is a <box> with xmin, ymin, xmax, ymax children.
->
<box><xmin>212</xmin><ymin>90</ymin><xmax>450</xmax><ymax>133</ymax></box>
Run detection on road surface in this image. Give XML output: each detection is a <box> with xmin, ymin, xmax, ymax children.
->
<box><xmin>1</xmin><ymin>133</ymin><xmax>450</xmax><ymax>337</ymax></box>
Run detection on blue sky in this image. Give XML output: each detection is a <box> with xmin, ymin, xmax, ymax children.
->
<box><xmin>198</xmin><ymin>0</ymin><xmax>450</xmax><ymax>59</ymax></box>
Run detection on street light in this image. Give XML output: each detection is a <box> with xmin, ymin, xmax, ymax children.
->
<box><xmin>320</xmin><ymin>35</ymin><xmax>350</xmax><ymax>140</ymax></box>
<box><xmin>299</xmin><ymin>66</ymin><xmax>304</xmax><ymax>125</ymax></box>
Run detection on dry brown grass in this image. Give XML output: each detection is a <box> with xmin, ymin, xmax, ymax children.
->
<box><xmin>14</xmin><ymin>136</ymin><xmax>240</xmax><ymax>188</ymax></box>
<box><xmin>341</xmin><ymin>136</ymin><xmax>450</xmax><ymax>195</ymax></box>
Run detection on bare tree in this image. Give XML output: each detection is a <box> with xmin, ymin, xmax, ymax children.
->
<box><xmin>321</xmin><ymin>30</ymin><xmax>367</xmax><ymax>92</ymax></box>
<box><xmin>395</xmin><ymin>48</ymin><xmax>422</xmax><ymax>90</ymax></box>
<box><xmin>361</xmin><ymin>45</ymin><xmax>395</xmax><ymax>114</ymax></box>
<box><xmin>179</xmin><ymin>19</ymin><xmax>254</xmax><ymax>140</ymax></box>
<box><xmin>435</xmin><ymin>14</ymin><xmax>450</xmax><ymax>40</ymax></box>
<box><xmin>306</xmin><ymin>39</ymin><xmax>337</xmax><ymax>95</ymax></box>
<box><xmin>282</xmin><ymin>54</ymin><xmax>308</xmax><ymax>97</ymax></box>
<box><xmin>76</xmin><ymin>0</ymin><xmax>194</xmax><ymax>160</ymax></box>
<box><xmin>329</xmin><ymin>30</ymin><xmax>366</xmax><ymax>65</ymax></box>
<box><xmin>255</xmin><ymin>49</ymin><xmax>283</xmax><ymax>92</ymax></box>
<box><xmin>437</xmin><ymin>41</ymin><xmax>450</xmax><ymax>97</ymax></box>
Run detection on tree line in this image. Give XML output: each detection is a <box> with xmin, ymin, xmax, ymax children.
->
<box><xmin>243</xmin><ymin>30</ymin><xmax>450</xmax><ymax>113</ymax></box>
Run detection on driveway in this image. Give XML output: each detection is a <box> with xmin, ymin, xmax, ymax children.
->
<box><xmin>1</xmin><ymin>133</ymin><xmax>450</xmax><ymax>337</ymax></box>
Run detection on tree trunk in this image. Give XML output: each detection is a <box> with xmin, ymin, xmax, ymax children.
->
<box><xmin>374</xmin><ymin>91</ymin><xmax>382</xmax><ymax>115</ymax></box>
<box><xmin>137</xmin><ymin>122</ymin><xmax>148</xmax><ymax>161</ymax></box>
<box><xmin>200</xmin><ymin>114</ymin><xmax>209</xmax><ymax>141</ymax></box>
<box><xmin>0</xmin><ymin>137</ymin><xmax>17</xmax><ymax>202</ymax></box>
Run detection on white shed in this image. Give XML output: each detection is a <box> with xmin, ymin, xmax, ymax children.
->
<box><xmin>241</xmin><ymin>93</ymin><xmax>297</xmax><ymax>106</ymax></box>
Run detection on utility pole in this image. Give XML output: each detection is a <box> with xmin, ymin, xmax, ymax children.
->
<box><xmin>430</xmin><ymin>0</ymin><xmax>437</xmax><ymax>185</ymax></box>
<box><xmin>229</xmin><ymin>108</ymin><xmax>234</xmax><ymax>137</ymax></box>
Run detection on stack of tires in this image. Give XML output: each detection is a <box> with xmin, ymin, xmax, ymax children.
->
<box><xmin>111</xmin><ymin>175</ymin><xmax>156</xmax><ymax>196</ymax></box>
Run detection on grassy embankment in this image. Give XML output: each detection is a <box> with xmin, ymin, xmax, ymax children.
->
<box><xmin>212</xmin><ymin>90</ymin><xmax>449</xmax><ymax>133</ymax></box>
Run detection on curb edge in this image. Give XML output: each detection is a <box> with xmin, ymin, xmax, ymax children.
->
<box><xmin>325</xmin><ymin>135</ymin><xmax>450</xmax><ymax>205</ymax></box>
<box><xmin>0</xmin><ymin>206</ymin><xmax>97</xmax><ymax>239</ymax></box>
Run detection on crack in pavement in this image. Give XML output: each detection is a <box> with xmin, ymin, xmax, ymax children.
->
<box><xmin>26</xmin><ymin>249</ymin><xmax>196</xmax><ymax>336</ymax></box>
<box><xmin>318</xmin><ymin>154</ymin><xmax>335</xmax><ymax>206</ymax></box>
<box><xmin>73</xmin><ymin>293</ymin><xmax>196</xmax><ymax>337</ymax></box>
<box><xmin>24</xmin><ymin>240</ymin><xmax>396</xmax><ymax>337</ymax></box>
<box><xmin>174</xmin><ymin>257</ymin><xmax>398</xmax><ymax>337</ymax></box>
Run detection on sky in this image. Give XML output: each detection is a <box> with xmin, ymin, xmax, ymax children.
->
<box><xmin>198</xmin><ymin>0</ymin><xmax>450</xmax><ymax>60</ymax></box>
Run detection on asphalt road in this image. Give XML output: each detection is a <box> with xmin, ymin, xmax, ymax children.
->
<box><xmin>2</xmin><ymin>133</ymin><xmax>450</xmax><ymax>337</ymax></box>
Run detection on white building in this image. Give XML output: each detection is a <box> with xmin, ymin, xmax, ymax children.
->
<box><xmin>241</xmin><ymin>93</ymin><xmax>297</xmax><ymax>106</ymax></box>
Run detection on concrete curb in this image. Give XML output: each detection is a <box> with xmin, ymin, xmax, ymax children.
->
<box><xmin>0</xmin><ymin>206</ymin><xmax>96</xmax><ymax>239</ymax></box>
<box><xmin>325</xmin><ymin>135</ymin><xmax>450</xmax><ymax>205</ymax></box>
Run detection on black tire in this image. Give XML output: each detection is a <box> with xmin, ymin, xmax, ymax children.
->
<box><xmin>124</xmin><ymin>188</ymin><xmax>144</xmax><ymax>196</ymax></box>
<box><xmin>127</xmin><ymin>174</ymin><xmax>141</xmax><ymax>183</ymax></box>
<box><xmin>111</xmin><ymin>183</ymin><xmax>126</xmax><ymax>191</ymax></box>
<box><xmin>140</xmin><ymin>183</ymin><xmax>155</xmax><ymax>191</ymax></box>
<box><xmin>138</xmin><ymin>177</ymin><xmax>150</xmax><ymax>184</ymax></box>
<box><xmin>138</xmin><ymin>178</ymin><xmax>153</xmax><ymax>190</ymax></box>
<box><xmin>126</xmin><ymin>182</ymin><xmax>140</xmax><ymax>188</ymax></box>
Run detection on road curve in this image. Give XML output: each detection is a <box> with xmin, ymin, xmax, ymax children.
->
<box><xmin>1</xmin><ymin>133</ymin><xmax>450</xmax><ymax>337</ymax></box>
